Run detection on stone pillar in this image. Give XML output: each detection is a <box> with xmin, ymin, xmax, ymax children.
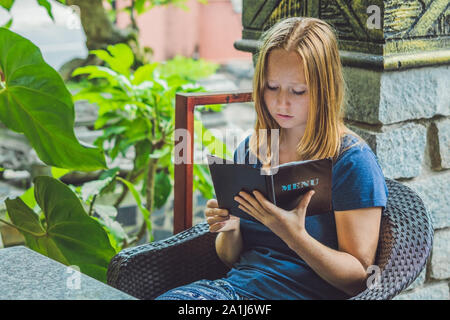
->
<box><xmin>236</xmin><ymin>0</ymin><xmax>449</xmax><ymax>300</ymax></box>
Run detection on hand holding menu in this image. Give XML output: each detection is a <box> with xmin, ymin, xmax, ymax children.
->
<box><xmin>206</xmin><ymin>154</ymin><xmax>333</xmax><ymax>221</ymax></box>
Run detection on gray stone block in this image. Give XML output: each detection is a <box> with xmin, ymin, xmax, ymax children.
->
<box><xmin>404</xmin><ymin>171</ymin><xmax>450</xmax><ymax>229</ymax></box>
<box><xmin>343</xmin><ymin>65</ymin><xmax>450</xmax><ymax>125</ymax></box>
<box><xmin>405</xmin><ymin>267</ymin><xmax>427</xmax><ymax>291</ymax></box>
<box><xmin>435</xmin><ymin>118</ymin><xmax>450</xmax><ymax>169</ymax></box>
<box><xmin>430</xmin><ymin>229</ymin><xmax>450</xmax><ymax>280</ymax></box>
<box><xmin>343</xmin><ymin>68</ymin><xmax>381</xmax><ymax>124</ymax></box>
<box><xmin>0</xmin><ymin>246</ymin><xmax>135</xmax><ymax>300</ymax></box>
<box><xmin>393</xmin><ymin>282</ymin><xmax>449</xmax><ymax>300</ymax></box>
<box><xmin>350</xmin><ymin>123</ymin><xmax>427</xmax><ymax>179</ymax></box>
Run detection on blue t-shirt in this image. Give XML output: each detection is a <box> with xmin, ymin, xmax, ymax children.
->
<box><xmin>223</xmin><ymin>134</ymin><xmax>388</xmax><ymax>300</ymax></box>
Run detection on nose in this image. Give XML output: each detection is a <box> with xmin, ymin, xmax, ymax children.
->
<box><xmin>276</xmin><ymin>89</ymin><xmax>291</xmax><ymax>110</ymax></box>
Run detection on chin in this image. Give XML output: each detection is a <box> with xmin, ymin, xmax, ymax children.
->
<box><xmin>276</xmin><ymin>122</ymin><xmax>301</xmax><ymax>129</ymax></box>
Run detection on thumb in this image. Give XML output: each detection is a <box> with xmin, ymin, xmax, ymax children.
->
<box><xmin>296</xmin><ymin>190</ymin><xmax>315</xmax><ymax>212</ymax></box>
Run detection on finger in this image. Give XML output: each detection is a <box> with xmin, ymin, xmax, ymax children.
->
<box><xmin>237</xmin><ymin>203</ymin><xmax>263</xmax><ymax>222</ymax></box>
<box><xmin>209</xmin><ymin>222</ymin><xmax>226</xmax><ymax>233</ymax></box>
<box><xmin>237</xmin><ymin>191</ymin><xmax>266</xmax><ymax>214</ymax></box>
<box><xmin>234</xmin><ymin>194</ymin><xmax>258</xmax><ymax>216</ymax></box>
<box><xmin>205</xmin><ymin>208</ymin><xmax>228</xmax><ymax>217</ymax></box>
<box><xmin>206</xmin><ymin>199</ymin><xmax>219</xmax><ymax>208</ymax></box>
<box><xmin>296</xmin><ymin>190</ymin><xmax>315</xmax><ymax>211</ymax></box>
<box><xmin>206</xmin><ymin>215</ymin><xmax>229</xmax><ymax>225</ymax></box>
<box><xmin>253</xmin><ymin>190</ymin><xmax>279</xmax><ymax>214</ymax></box>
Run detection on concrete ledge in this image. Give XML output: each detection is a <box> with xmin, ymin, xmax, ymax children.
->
<box><xmin>393</xmin><ymin>282</ymin><xmax>449</xmax><ymax>300</ymax></box>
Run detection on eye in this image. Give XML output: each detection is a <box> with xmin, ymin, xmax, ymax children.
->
<box><xmin>266</xmin><ymin>84</ymin><xmax>278</xmax><ymax>91</ymax></box>
<box><xmin>292</xmin><ymin>90</ymin><xmax>306</xmax><ymax>95</ymax></box>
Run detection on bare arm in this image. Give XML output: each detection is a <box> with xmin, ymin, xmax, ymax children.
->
<box><xmin>286</xmin><ymin>207</ymin><xmax>382</xmax><ymax>296</ymax></box>
<box><xmin>205</xmin><ymin>199</ymin><xmax>243</xmax><ymax>268</ymax></box>
<box><xmin>215</xmin><ymin>226</ymin><xmax>243</xmax><ymax>268</ymax></box>
<box><xmin>235</xmin><ymin>190</ymin><xmax>382</xmax><ymax>297</ymax></box>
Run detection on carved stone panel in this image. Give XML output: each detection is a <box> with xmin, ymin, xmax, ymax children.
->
<box><xmin>238</xmin><ymin>0</ymin><xmax>450</xmax><ymax>59</ymax></box>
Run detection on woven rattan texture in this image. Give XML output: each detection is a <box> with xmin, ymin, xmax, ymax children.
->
<box><xmin>107</xmin><ymin>178</ymin><xmax>433</xmax><ymax>300</ymax></box>
<box><xmin>107</xmin><ymin>223</ymin><xmax>229</xmax><ymax>299</ymax></box>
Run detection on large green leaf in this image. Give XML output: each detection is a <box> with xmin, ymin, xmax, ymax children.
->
<box><xmin>90</xmin><ymin>44</ymin><xmax>134</xmax><ymax>77</ymax></box>
<box><xmin>0</xmin><ymin>0</ymin><xmax>14</xmax><ymax>11</ymax></box>
<box><xmin>0</xmin><ymin>28</ymin><xmax>106</xmax><ymax>171</ymax></box>
<box><xmin>5</xmin><ymin>176</ymin><xmax>116</xmax><ymax>282</ymax></box>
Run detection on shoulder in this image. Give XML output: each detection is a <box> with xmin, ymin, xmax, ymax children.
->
<box><xmin>332</xmin><ymin>134</ymin><xmax>388</xmax><ymax>211</ymax></box>
<box><xmin>335</xmin><ymin>134</ymin><xmax>380</xmax><ymax>170</ymax></box>
<box><xmin>233</xmin><ymin>134</ymin><xmax>252</xmax><ymax>163</ymax></box>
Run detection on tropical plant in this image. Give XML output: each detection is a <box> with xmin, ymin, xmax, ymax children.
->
<box><xmin>72</xmin><ymin>43</ymin><xmax>230</xmax><ymax>245</ymax></box>
<box><xmin>0</xmin><ymin>27</ymin><xmax>229</xmax><ymax>282</ymax></box>
<box><xmin>0</xmin><ymin>27</ymin><xmax>114</xmax><ymax>282</ymax></box>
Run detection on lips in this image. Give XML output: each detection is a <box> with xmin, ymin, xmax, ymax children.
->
<box><xmin>276</xmin><ymin>113</ymin><xmax>293</xmax><ymax>119</ymax></box>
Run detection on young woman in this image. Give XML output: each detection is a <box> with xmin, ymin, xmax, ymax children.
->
<box><xmin>156</xmin><ymin>17</ymin><xmax>388</xmax><ymax>300</ymax></box>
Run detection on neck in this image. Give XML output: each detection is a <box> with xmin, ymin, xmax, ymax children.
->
<box><xmin>281</xmin><ymin>126</ymin><xmax>306</xmax><ymax>150</ymax></box>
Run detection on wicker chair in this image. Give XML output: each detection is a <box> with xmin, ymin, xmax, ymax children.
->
<box><xmin>106</xmin><ymin>92</ymin><xmax>434</xmax><ymax>300</ymax></box>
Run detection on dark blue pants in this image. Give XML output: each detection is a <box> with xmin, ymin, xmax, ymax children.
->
<box><xmin>155</xmin><ymin>279</ymin><xmax>254</xmax><ymax>300</ymax></box>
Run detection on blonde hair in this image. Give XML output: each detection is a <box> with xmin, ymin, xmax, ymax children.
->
<box><xmin>250</xmin><ymin>17</ymin><xmax>360</xmax><ymax>166</ymax></box>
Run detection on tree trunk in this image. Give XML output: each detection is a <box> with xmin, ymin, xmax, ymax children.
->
<box><xmin>60</xmin><ymin>0</ymin><xmax>139</xmax><ymax>79</ymax></box>
<box><xmin>66</xmin><ymin>0</ymin><xmax>134</xmax><ymax>51</ymax></box>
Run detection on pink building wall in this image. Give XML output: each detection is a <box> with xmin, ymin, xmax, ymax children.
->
<box><xmin>116</xmin><ymin>0</ymin><xmax>251</xmax><ymax>64</ymax></box>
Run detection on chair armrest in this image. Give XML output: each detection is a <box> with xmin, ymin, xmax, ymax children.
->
<box><xmin>350</xmin><ymin>178</ymin><xmax>434</xmax><ymax>300</ymax></box>
<box><xmin>107</xmin><ymin>222</ymin><xmax>230</xmax><ymax>300</ymax></box>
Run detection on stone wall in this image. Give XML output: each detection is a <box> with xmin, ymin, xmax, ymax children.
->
<box><xmin>344</xmin><ymin>64</ymin><xmax>449</xmax><ymax>300</ymax></box>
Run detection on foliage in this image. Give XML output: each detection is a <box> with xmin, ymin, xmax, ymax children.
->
<box><xmin>3</xmin><ymin>176</ymin><xmax>116</xmax><ymax>283</ymax></box>
<box><xmin>72</xmin><ymin>43</ymin><xmax>229</xmax><ymax>215</ymax></box>
<box><xmin>0</xmin><ymin>27</ymin><xmax>231</xmax><ymax>282</ymax></box>
<box><xmin>0</xmin><ymin>0</ymin><xmax>66</xmax><ymax>28</ymax></box>
<box><xmin>0</xmin><ymin>28</ymin><xmax>106</xmax><ymax>171</ymax></box>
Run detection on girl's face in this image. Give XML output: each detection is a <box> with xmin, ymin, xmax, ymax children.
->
<box><xmin>263</xmin><ymin>49</ymin><xmax>310</xmax><ymax>136</ymax></box>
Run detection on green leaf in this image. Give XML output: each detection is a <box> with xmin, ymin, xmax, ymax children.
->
<box><xmin>91</xmin><ymin>44</ymin><xmax>134</xmax><ymax>77</ymax></box>
<box><xmin>72</xmin><ymin>65</ymin><xmax>119</xmax><ymax>85</ymax></box>
<box><xmin>194</xmin><ymin>118</ymin><xmax>232</xmax><ymax>159</ymax></box>
<box><xmin>0</xmin><ymin>0</ymin><xmax>14</xmax><ymax>11</ymax></box>
<box><xmin>0</xmin><ymin>28</ymin><xmax>106</xmax><ymax>171</ymax></box>
<box><xmin>51</xmin><ymin>167</ymin><xmax>70</xmax><ymax>178</ymax></box>
<box><xmin>80</xmin><ymin>176</ymin><xmax>115</xmax><ymax>203</ymax></box>
<box><xmin>132</xmin><ymin>62</ymin><xmax>159</xmax><ymax>85</ymax></box>
<box><xmin>1</xmin><ymin>18</ymin><xmax>12</xmax><ymax>29</ymax></box>
<box><xmin>6</xmin><ymin>176</ymin><xmax>116</xmax><ymax>282</ymax></box>
<box><xmin>134</xmin><ymin>140</ymin><xmax>151</xmax><ymax>169</ymax></box>
<box><xmin>117</xmin><ymin>177</ymin><xmax>152</xmax><ymax>236</ymax></box>
<box><xmin>154</xmin><ymin>171</ymin><xmax>171</xmax><ymax>209</ymax></box>
<box><xmin>193</xmin><ymin>163</ymin><xmax>214</xmax><ymax>199</ymax></box>
<box><xmin>37</xmin><ymin>0</ymin><xmax>54</xmax><ymax>21</ymax></box>
<box><xmin>93</xmin><ymin>204</ymin><xmax>127</xmax><ymax>253</ymax></box>
<box><xmin>134</xmin><ymin>0</ymin><xmax>149</xmax><ymax>14</ymax></box>
<box><xmin>158</xmin><ymin>55</ymin><xmax>219</xmax><ymax>81</ymax></box>
<box><xmin>20</xmin><ymin>166</ymin><xmax>70</xmax><ymax>210</ymax></box>
<box><xmin>149</xmin><ymin>145</ymin><xmax>171</xmax><ymax>159</ymax></box>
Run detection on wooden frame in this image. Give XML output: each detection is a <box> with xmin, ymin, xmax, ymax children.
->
<box><xmin>173</xmin><ymin>90</ymin><xmax>253</xmax><ymax>234</ymax></box>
